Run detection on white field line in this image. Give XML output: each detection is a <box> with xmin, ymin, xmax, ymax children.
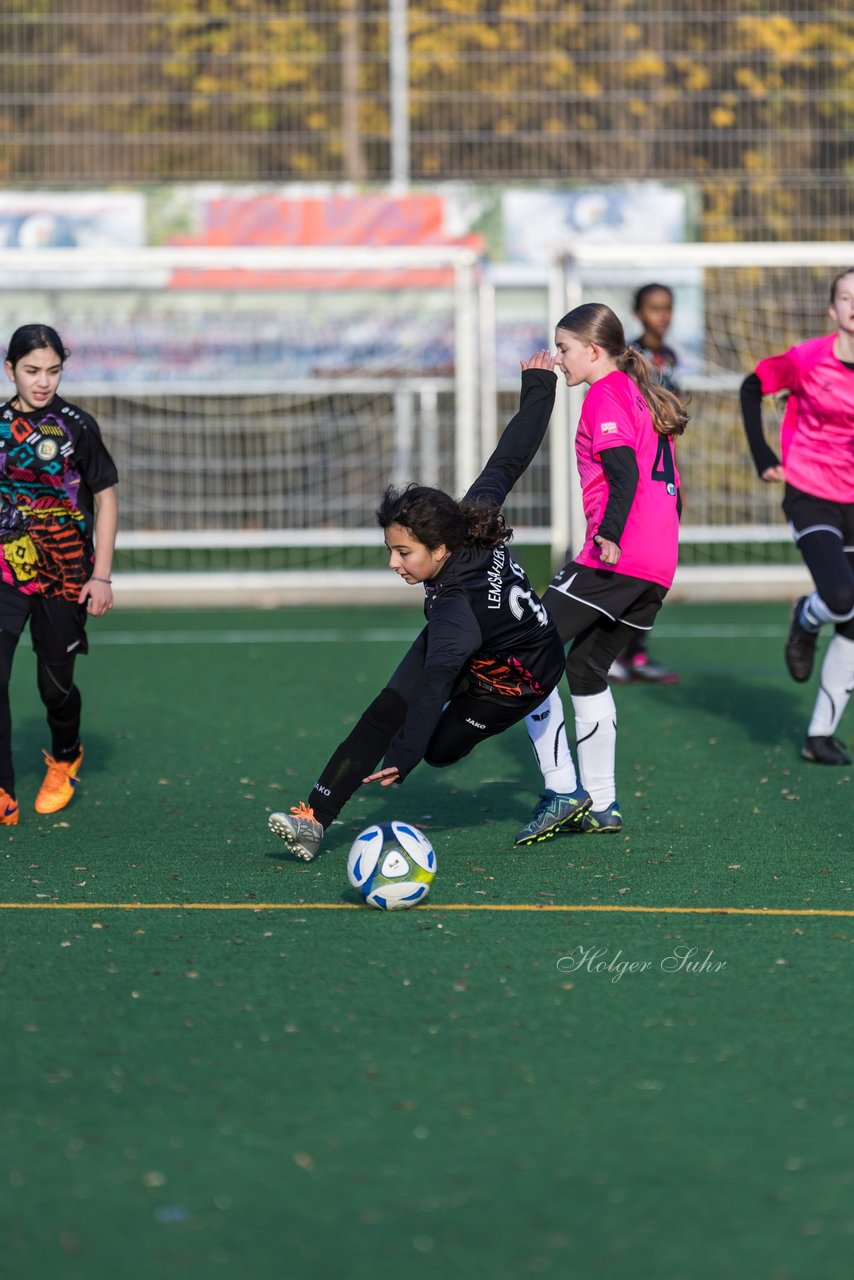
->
<box><xmin>94</xmin><ymin>623</ymin><xmax>786</xmax><ymax>647</ymax></box>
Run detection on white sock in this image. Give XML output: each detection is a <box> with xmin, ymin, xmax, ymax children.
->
<box><xmin>572</xmin><ymin>688</ymin><xmax>617</xmax><ymax>811</ymax></box>
<box><xmin>808</xmin><ymin>633</ymin><xmax>854</xmax><ymax>737</ymax></box>
<box><xmin>524</xmin><ymin>687</ymin><xmax>579</xmax><ymax>793</ymax></box>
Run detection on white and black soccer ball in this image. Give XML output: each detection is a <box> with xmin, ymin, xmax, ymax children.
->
<box><xmin>347</xmin><ymin>821</ymin><xmax>437</xmax><ymax>911</ymax></box>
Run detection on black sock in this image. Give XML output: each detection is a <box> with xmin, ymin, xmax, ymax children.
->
<box><xmin>309</xmin><ymin>688</ymin><xmax>406</xmax><ymax>829</ymax></box>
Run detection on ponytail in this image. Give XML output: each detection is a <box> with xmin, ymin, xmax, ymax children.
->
<box><xmin>616</xmin><ymin>346</ymin><xmax>688</xmax><ymax>437</ymax></box>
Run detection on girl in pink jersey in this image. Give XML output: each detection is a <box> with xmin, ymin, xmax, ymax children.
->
<box><xmin>517</xmin><ymin>303</ymin><xmax>687</xmax><ymax>845</ymax></box>
<box><xmin>610</xmin><ymin>282</ymin><xmax>683</xmax><ymax>684</ymax></box>
<box><xmin>740</xmin><ymin>268</ymin><xmax>854</xmax><ymax>766</ymax></box>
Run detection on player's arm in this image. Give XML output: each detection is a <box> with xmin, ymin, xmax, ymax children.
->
<box><xmin>75</xmin><ymin>411</ymin><xmax>120</xmax><ymax>615</ymax></box>
<box><xmin>740</xmin><ymin>369</ymin><xmax>785</xmax><ymax>483</ymax></box>
<box><xmin>79</xmin><ymin>484</ymin><xmax>118</xmax><ymax>616</ymax></box>
<box><xmin>365</xmin><ymin>598</ymin><xmax>482</xmax><ymax>786</ymax></box>
<box><xmin>463</xmin><ymin>354</ymin><xmax>557</xmax><ymax>509</ymax></box>
<box><xmin>593</xmin><ymin>446</ymin><xmax>639</xmax><ymax>565</ymax></box>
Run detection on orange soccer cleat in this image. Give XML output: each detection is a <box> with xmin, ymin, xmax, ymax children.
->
<box><xmin>0</xmin><ymin>787</ymin><xmax>19</xmax><ymax>825</ymax></box>
<box><xmin>35</xmin><ymin>748</ymin><xmax>84</xmax><ymax>815</ymax></box>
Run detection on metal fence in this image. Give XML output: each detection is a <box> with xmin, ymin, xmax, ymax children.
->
<box><xmin>1</xmin><ymin>2</ymin><xmax>851</xmax><ymax>240</ymax></box>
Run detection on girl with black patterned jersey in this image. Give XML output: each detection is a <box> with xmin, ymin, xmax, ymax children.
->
<box><xmin>629</xmin><ymin>283</ymin><xmax>682</xmax><ymax>398</ymax></box>
<box><xmin>267</xmin><ymin>351</ymin><xmax>581</xmax><ymax>861</ymax></box>
<box><xmin>740</xmin><ymin>268</ymin><xmax>854</xmax><ymax>766</ymax></box>
<box><xmin>0</xmin><ymin>324</ymin><xmax>119</xmax><ymax>823</ymax></box>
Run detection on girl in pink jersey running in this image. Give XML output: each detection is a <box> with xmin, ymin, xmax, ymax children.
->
<box><xmin>516</xmin><ymin>303</ymin><xmax>688</xmax><ymax>845</ymax></box>
<box><xmin>740</xmin><ymin>268</ymin><xmax>854</xmax><ymax>766</ymax></box>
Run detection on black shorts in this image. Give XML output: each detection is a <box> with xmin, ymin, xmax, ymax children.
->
<box><xmin>782</xmin><ymin>483</ymin><xmax>854</xmax><ymax>548</ymax></box>
<box><xmin>545</xmin><ymin>562</ymin><xmax>668</xmax><ymax>632</ymax></box>
<box><xmin>0</xmin><ymin>584</ymin><xmax>88</xmax><ymax>665</ymax></box>
<box><xmin>425</xmin><ymin>683</ymin><xmax>548</xmax><ymax>768</ymax></box>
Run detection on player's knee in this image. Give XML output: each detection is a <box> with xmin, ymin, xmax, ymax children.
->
<box><xmin>424</xmin><ymin>710</ymin><xmax>481</xmax><ymax>769</ymax></box>
<box><xmin>820</xmin><ymin>583</ymin><xmax>854</xmax><ymax>621</ymax></box>
<box><xmin>362</xmin><ymin>687</ymin><xmax>407</xmax><ymax>734</ymax></box>
<box><xmin>565</xmin><ymin>649</ymin><xmax>609</xmax><ymax>696</ymax></box>
<box><xmin>36</xmin><ymin>662</ymin><xmax>77</xmax><ymax>710</ymax></box>
<box><xmin>424</xmin><ymin>739</ymin><xmax>471</xmax><ymax>769</ymax></box>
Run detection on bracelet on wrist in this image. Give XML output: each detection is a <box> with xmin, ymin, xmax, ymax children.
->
<box><xmin>90</xmin><ymin>576</ymin><xmax>112</xmax><ymax>585</ymax></box>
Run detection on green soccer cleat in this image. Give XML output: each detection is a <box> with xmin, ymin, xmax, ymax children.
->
<box><xmin>268</xmin><ymin>803</ymin><xmax>324</xmax><ymax>861</ymax></box>
<box><xmin>515</xmin><ymin>788</ymin><xmax>592</xmax><ymax>846</ymax></box>
<box><xmin>564</xmin><ymin>800</ymin><xmax>623</xmax><ymax>835</ymax></box>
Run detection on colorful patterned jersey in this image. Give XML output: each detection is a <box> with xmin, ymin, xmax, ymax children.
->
<box><xmin>0</xmin><ymin>395</ymin><xmax>119</xmax><ymax>600</ymax></box>
<box><xmin>630</xmin><ymin>337</ymin><xmax>682</xmax><ymax>397</ymax></box>
<box><xmin>755</xmin><ymin>334</ymin><xmax>854</xmax><ymax>503</ymax></box>
<box><xmin>573</xmin><ymin>370</ymin><xmax>680</xmax><ymax>588</ymax></box>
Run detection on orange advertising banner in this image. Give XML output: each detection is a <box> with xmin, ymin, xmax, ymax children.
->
<box><xmin>170</xmin><ymin>192</ymin><xmax>482</xmax><ymax>289</ymax></box>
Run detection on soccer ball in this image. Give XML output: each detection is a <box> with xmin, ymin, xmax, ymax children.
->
<box><xmin>347</xmin><ymin>821</ymin><xmax>437</xmax><ymax>911</ymax></box>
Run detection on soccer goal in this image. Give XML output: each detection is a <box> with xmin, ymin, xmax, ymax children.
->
<box><xmin>1</xmin><ymin>241</ymin><xmax>849</xmax><ymax>604</ymax></box>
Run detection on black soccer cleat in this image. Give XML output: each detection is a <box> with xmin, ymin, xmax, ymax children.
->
<box><xmin>801</xmin><ymin>735</ymin><xmax>852</xmax><ymax>766</ymax></box>
<box><xmin>784</xmin><ymin>596</ymin><xmax>818</xmax><ymax>683</ymax></box>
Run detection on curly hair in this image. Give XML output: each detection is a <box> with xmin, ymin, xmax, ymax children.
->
<box><xmin>376</xmin><ymin>484</ymin><xmax>511</xmax><ymax>552</ymax></box>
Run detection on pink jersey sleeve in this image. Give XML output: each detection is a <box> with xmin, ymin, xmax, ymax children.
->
<box><xmin>755</xmin><ymin>349</ymin><xmax>801</xmax><ymax>396</ymax></box>
<box><xmin>585</xmin><ymin>379</ymin><xmax>638</xmax><ymax>454</ymax></box>
<box><xmin>758</xmin><ymin>334</ymin><xmax>854</xmax><ymax>502</ymax></box>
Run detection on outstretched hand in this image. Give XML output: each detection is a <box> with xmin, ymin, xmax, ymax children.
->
<box><xmin>521</xmin><ymin>350</ymin><xmax>557</xmax><ymax>372</ymax></box>
<box><xmin>363</xmin><ymin>766</ymin><xmax>401</xmax><ymax>787</ymax></box>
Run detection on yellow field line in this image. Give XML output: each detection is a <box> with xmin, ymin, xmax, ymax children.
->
<box><xmin>1</xmin><ymin>901</ymin><xmax>854</xmax><ymax>918</ymax></box>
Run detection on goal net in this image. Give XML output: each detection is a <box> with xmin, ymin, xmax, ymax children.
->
<box><xmin>0</xmin><ymin>246</ymin><xmax>482</xmax><ymax>604</ymax></box>
<box><xmin>1</xmin><ymin>242</ymin><xmax>849</xmax><ymax>603</ymax></box>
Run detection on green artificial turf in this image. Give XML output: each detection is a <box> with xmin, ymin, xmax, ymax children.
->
<box><xmin>0</xmin><ymin>602</ymin><xmax>851</xmax><ymax>1279</ymax></box>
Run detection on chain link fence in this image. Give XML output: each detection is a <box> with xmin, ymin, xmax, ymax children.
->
<box><xmin>1</xmin><ymin>2</ymin><xmax>851</xmax><ymax>240</ymax></box>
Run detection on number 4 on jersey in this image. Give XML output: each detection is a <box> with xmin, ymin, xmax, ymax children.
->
<box><xmin>651</xmin><ymin>435</ymin><xmax>677</xmax><ymax>493</ymax></box>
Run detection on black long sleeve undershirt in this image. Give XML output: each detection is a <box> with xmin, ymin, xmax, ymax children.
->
<box><xmin>596</xmin><ymin>446</ymin><xmax>639</xmax><ymax>544</ymax></box>
<box><xmin>463</xmin><ymin>367</ymin><xmax>557</xmax><ymax>507</ymax></box>
<box><xmin>740</xmin><ymin>371</ymin><xmax>780</xmax><ymax>477</ymax></box>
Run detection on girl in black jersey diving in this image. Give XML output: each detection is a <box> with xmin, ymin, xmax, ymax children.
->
<box><xmin>267</xmin><ymin>351</ymin><xmax>587</xmax><ymax>860</ymax></box>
